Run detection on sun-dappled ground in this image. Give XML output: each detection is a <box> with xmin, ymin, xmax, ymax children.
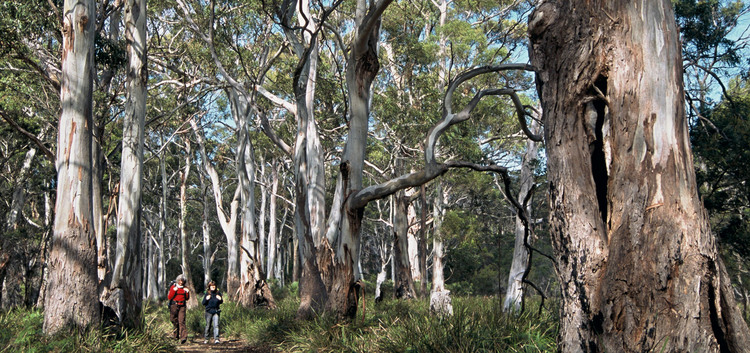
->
<box><xmin>174</xmin><ymin>336</ymin><xmax>274</xmax><ymax>353</ymax></box>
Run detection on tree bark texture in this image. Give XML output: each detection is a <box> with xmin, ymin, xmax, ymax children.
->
<box><xmin>393</xmin><ymin>192</ymin><xmax>416</xmax><ymax>299</ymax></box>
<box><xmin>200</xmin><ymin>162</ymin><xmax>212</xmax><ymax>288</ymax></box>
<box><xmin>235</xmin><ymin>108</ymin><xmax>275</xmax><ymax>308</ymax></box>
<box><xmin>178</xmin><ymin>139</ymin><xmax>198</xmax><ymax>308</ymax></box>
<box><xmin>430</xmin><ymin>181</ymin><xmax>452</xmax><ymax>316</ymax></box>
<box><xmin>324</xmin><ymin>0</ymin><xmax>393</xmax><ymax>319</ymax></box>
<box><xmin>107</xmin><ymin>0</ymin><xmax>147</xmax><ymax>326</ymax></box>
<box><xmin>529</xmin><ymin>1</ymin><xmax>750</xmax><ymax>351</ymax></box>
<box><xmin>503</xmin><ymin>121</ymin><xmax>539</xmax><ymax>312</ymax></box>
<box><xmin>44</xmin><ymin>0</ymin><xmax>100</xmax><ymax>334</ymax></box>
<box><xmin>6</xmin><ymin>147</ymin><xmax>37</xmax><ymax>231</ymax></box>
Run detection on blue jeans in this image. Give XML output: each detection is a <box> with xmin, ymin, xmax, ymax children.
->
<box><xmin>204</xmin><ymin>312</ymin><xmax>220</xmax><ymax>339</ymax></box>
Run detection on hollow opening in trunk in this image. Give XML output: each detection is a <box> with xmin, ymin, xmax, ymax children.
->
<box><xmin>590</xmin><ymin>74</ymin><xmax>608</xmax><ymax>227</ymax></box>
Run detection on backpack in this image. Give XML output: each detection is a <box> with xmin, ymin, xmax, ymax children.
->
<box><xmin>167</xmin><ymin>281</ymin><xmax>176</xmax><ymax>308</ymax></box>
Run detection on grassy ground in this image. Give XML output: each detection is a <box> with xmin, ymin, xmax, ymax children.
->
<box><xmin>206</xmin><ymin>294</ymin><xmax>558</xmax><ymax>352</ymax></box>
<box><xmin>0</xmin><ymin>302</ymin><xmax>176</xmax><ymax>352</ymax></box>
<box><xmin>0</xmin><ymin>285</ymin><xmax>558</xmax><ymax>352</ymax></box>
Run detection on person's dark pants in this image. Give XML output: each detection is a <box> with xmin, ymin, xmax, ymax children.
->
<box><xmin>170</xmin><ymin>304</ymin><xmax>187</xmax><ymax>341</ymax></box>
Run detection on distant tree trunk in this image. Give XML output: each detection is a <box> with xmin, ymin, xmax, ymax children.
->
<box><xmin>191</xmin><ymin>117</ymin><xmax>241</xmax><ymax>300</ymax></box>
<box><xmin>393</xmin><ymin>192</ymin><xmax>416</xmax><ymax>299</ymax></box>
<box><xmin>430</xmin><ymin>182</ymin><xmax>452</xmax><ymax>316</ymax></box>
<box><xmin>178</xmin><ymin>138</ymin><xmax>198</xmax><ymax>309</ymax></box>
<box><xmin>2</xmin><ymin>144</ymin><xmax>38</xmax><ymax>310</ymax></box>
<box><xmin>157</xmin><ymin>138</ymin><xmax>168</xmax><ymax>299</ymax></box>
<box><xmin>237</xmin><ymin>119</ymin><xmax>275</xmax><ymax>309</ymax></box>
<box><xmin>266</xmin><ymin>161</ymin><xmax>280</xmax><ymax>281</ymax></box>
<box><xmin>406</xmin><ymin>199</ymin><xmax>421</xmax><ymax>286</ymax></box>
<box><xmin>94</xmin><ymin>1</ymin><xmax>120</xmax><ymax>285</ymax></box>
<box><xmin>225</xmin><ymin>87</ymin><xmax>275</xmax><ymax>309</ymax></box>
<box><xmin>503</xmin><ymin>121</ymin><xmax>539</xmax><ymax>312</ymax></box>
<box><xmin>374</xmin><ymin>200</ymin><xmax>391</xmax><ymax>301</ymax></box>
<box><xmin>292</xmin><ymin>231</ymin><xmax>300</xmax><ymax>284</ymax></box>
<box><xmin>529</xmin><ymin>0</ymin><xmax>750</xmax><ymax>351</ymax></box>
<box><xmin>258</xmin><ymin>158</ymin><xmax>267</xmax><ymax>269</ymax></box>
<box><xmin>199</xmin><ymin>159</ymin><xmax>212</xmax><ymax>288</ymax></box>
<box><xmin>44</xmin><ymin>0</ymin><xmax>100</xmax><ymax>334</ymax></box>
<box><xmin>35</xmin><ymin>182</ymin><xmax>53</xmax><ymax>308</ymax></box>
<box><xmin>418</xmin><ymin>186</ymin><xmax>428</xmax><ymax>297</ymax></box>
<box><xmin>145</xmin><ymin>228</ymin><xmax>159</xmax><ymax>301</ymax></box>
<box><xmin>105</xmin><ymin>0</ymin><xmax>147</xmax><ymax>325</ymax></box>
<box><xmin>429</xmin><ymin>0</ymin><xmax>450</xmax><ymax>316</ymax></box>
<box><xmin>6</xmin><ymin>147</ymin><xmax>37</xmax><ymax>230</ymax></box>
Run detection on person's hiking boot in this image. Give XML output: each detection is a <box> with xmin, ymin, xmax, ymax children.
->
<box><xmin>204</xmin><ymin>339</ymin><xmax>208</xmax><ymax>344</ymax></box>
<box><xmin>180</xmin><ymin>339</ymin><xmax>186</xmax><ymax>344</ymax></box>
<box><xmin>214</xmin><ymin>339</ymin><xmax>220</xmax><ymax>344</ymax></box>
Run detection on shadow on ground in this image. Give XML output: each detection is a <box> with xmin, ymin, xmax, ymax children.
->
<box><xmin>173</xmin><ymin>335</ymin><xmax>275</xmax><ymax>353</ymax></box>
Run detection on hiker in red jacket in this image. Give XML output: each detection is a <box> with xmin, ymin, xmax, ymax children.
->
<box><xmin>168</xmin><ymin>275</ymin><xmax>190</xmax><ymax>343</ymax></box>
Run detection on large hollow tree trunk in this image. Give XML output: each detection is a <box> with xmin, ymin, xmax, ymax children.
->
<box><xmin>44</xmin><ymin>0</ymin><xmax>100</xmax><ymax>334</ymax></box>
<box><xmin>529</xmin><ymin>1</ymin><xmax>750</xmax><ymax>351</ymax></box>
<box><xmin>105</xmin><ymin>0</ymin><xmax>147</xmax><ymax>326</ymax></box>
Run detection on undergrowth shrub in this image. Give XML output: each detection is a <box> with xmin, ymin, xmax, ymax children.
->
<box><xmin>0</xmin><ymin>302</ymin><xmax>175</xmax><ymax>353</ymax></box>
<box><xmin>220</xmin><ymin>290</ymin><xmax>557</xmax><ymax>353</ymax></box>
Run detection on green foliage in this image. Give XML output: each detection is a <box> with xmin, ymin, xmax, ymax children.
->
<box><xmin>692</xmin><ymin>78</ymin><xmax>750</xmax><ymax>310</ymax></box>
<box><xmin>0</xmin><ymin>303</ymin><xmax>176</xmax><ymax>353</ymax></box>
<box><xmin>674</xmin><ymin>0</ymin><xmax>743</xmax><ymax>66</ymax></box>
<box><xmin>214</xmin><ymin>291</ymin><xmax>559</xmax><ymax>352</ymax></box>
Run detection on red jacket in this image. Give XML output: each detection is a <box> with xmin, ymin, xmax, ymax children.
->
<box><xmin>168</xmin><ymin>284</ymin><xmax>190</xmax><ymax>306</ymax></box>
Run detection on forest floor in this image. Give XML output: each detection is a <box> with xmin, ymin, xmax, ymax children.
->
<box><xmin>172</xmin><ymin>335</ymin><xmax>274</xmax><ymax>353</ymax></box>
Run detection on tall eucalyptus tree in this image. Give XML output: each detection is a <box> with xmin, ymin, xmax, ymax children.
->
<box><xmin>105</xmin><ymin>0</ymin><xmax>148</xmax><ymax>325</ymax></box>
<box><xmin>43</xmin><ymin>0</ymin><xmax>100</xmax><ymax>335</ymax></box>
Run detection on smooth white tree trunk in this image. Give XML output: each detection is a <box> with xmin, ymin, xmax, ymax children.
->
<box><xmin>107</xmin><ymin>0</ymin><xmax>147</xmax><ymax>324</ymax></box>
<box><xmin>6</xmin><ymin>147</ymin><xmax>37</xmax><ymax>230</ymax></box>
<box><xmin>44</xmin><ymin>0</ymin><xmax>100</xmax><ymax>334</ymax></box>
<box><xmin>266</xmin><ymin>161</ymin><xmax>280</xmax><ymax>281</ymax></box>
<box><xmin>503</xmin><ymin>121</ymin><xmax>539</xmax><ymax>312</ymax></box>
<box><xmin>199</xmin><ymin>157</ymin><xmax>212</xmax><ymax>288</ymax></box>
<box><xmin>430</xmin><ymin>182</ymin><xmax>452</xmax><ymax>316</ymax></box>
<box><xmin>178</xmin><ymin>139</ymin><xmax>198</xmax><ymax>308</ymax></box>
<box><xmin>191</xmin><ymin>118</ymin><xmax>241</xmax><ymax>299</ymax></box>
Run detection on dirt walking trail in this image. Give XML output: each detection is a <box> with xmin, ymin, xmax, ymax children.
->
<box><xmin>173</xmin><ymin>335</ymin><xmax>275</xmax><ymax>353</ymax></box>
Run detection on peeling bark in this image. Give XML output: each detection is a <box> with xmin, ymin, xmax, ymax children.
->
<box><xmin>529</xmin><ymin>1</ymin><xmax>750</xmax><ymax>351</ymax></box>
<box><xmin>44</xmin><ymin>0</ymin><xmax>100</xmax><ymax>334</ymax></box>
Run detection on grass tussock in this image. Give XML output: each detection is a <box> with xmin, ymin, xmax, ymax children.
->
<box><xmin>0</xmin><ymin>302</ymin><xmax>176</xmax><ymax>353</ymax></box>
<box><xmin>207</xmin><ymin>284</ymin><xmax>558</xmax><ymax>353</ymax></box>
<box><xmin>1</xmin><ymin>284</ymin><xmax>558</xmax><ymax>352</ymax></box>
